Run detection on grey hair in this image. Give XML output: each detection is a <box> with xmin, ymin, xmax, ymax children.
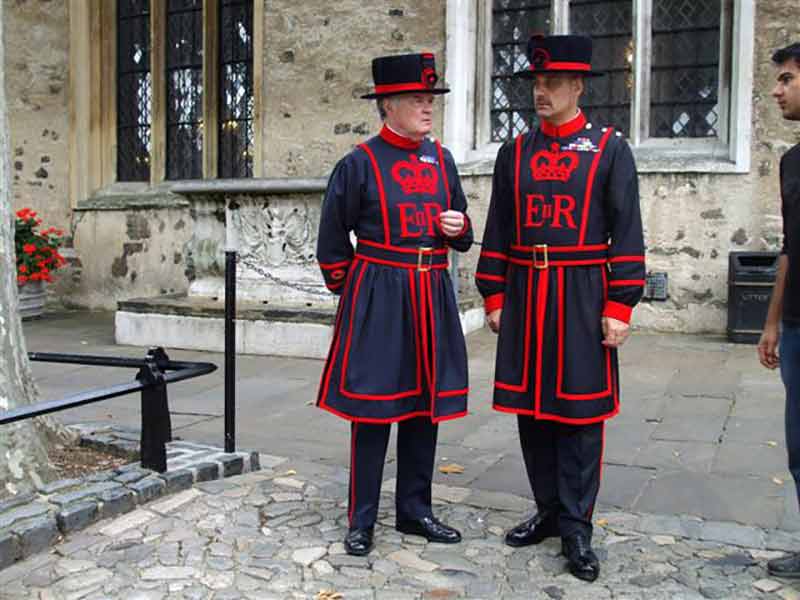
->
<box><xmin>376</xmin><ymin>97</ymin><xmax>394</xmax><ymax>121</ymax></box>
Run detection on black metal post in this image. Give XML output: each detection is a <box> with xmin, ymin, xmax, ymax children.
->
<box><xmin>224</xmin><ymin>249</ymin><xmax>236</xmax><ymax>453</ymax></box>
<box><xmin>137</xmin><ymin>347</ymin><xmax>171</xmax><ymax>472</ymax></box>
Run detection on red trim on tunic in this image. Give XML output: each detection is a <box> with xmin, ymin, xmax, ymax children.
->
<box><xmin>319</xmin><ymin>402</ymin><xmax>468</xmax><ymax>424</ymax></box>
<box><xmin>608</xmin><ymin>255</ymin><xmax>645</xmax><ymax>263</ymax></box>
<box><xmin>514</xmin><ymin>134</ymin><xmax>523</xmax><ymax>245</ymax></box>
<box><xmin>603</xmin><ymin>300</ymin><xmax>633</xmax><ymax>324</ymax></box>
<box><xmin>349</xmin><ymin>423</ymin><xmax>357</xmax><ymax>526</ymax></box>
<box><xmin>358</xmin><ymin>238</ymin><xmax>448</xmax><ymax>255</ymax></box>
<box><xmin>609</xmin><ymin>279</ymin><xmax>645</xmax><ymax>287</ymax></box>
<box><xmin>540</xmin><ymin>111</ymin><xmax>587</xmax><ymax>139</ymax></box>
<box><xmin>493</xmin><ymin>402</ymin><xmax>619</xmax><ymax>424</ymax></box>
<box><xmin>494</xmin><ymin>268</ymin><xmax>533</xmax><ymax>392</ymax></box>
<box><xmin>439</xmin><ymin>388</ymin><xmax>469</xmax><ymax>397</ymax></box>
<box><xmin>511</xmin><ymin>243</ymin><xmax>608</xmax><ymax>253</ymax></box>
<box><xmin>358</xmin><ymin>144</ymin><xmax>391</xmax><ymax>245</ymax></box>
<box><xmin>320</xmin><ymin>260</ymin><xmax>352</xmax><ymax>270</ymax></box>
<box><xmin>556</xmin><ymin>267</ymin><xmax>612</xmax><ymax>401</ymax></box>
<box><xmin>326</xmin><ymin>280</ymin><xmax>346</xmax><ymax>291</ymax></box>
<box><xmin>578</xmin><ymin>127</ymin><xmax>614</xmax><ymax>245</ymax></box>
<box><xmin>338</xmin><ymin>262</ymin><xmax>421</xmax><ymax>401</ymax></box>
<box><xmin>427</xmin><ymin>273</ymin><xmax>438</xmax><ymax>412</ymax></box>
<box><xmin>484</xmin><ymin>293</ymin><xmax>505</xmax><ymax>314</ymax></box>
<box><xmin>318</xmin><ymin>262</ymin><xmax>359</xmax><ymax>408</ymax></box>
<box><xmin>508</xmin><ymin>257</ymin><xmax>607</xmax><ymax>268</ymax></box>
<box><xmin>354</xmin><ymin>253</ymin><xmax>448</xmax><ymax>270</ymax></box>
<box><xmin>481</xmin><ymin>250</ymin><xmax>509</xmax><ymax>261</ymax></box>
<box><xmin>409</xmin><ymin>272</ymin><xmax>423</xmax><ymax>393</ymax></box>
<box><xmin>533</xmin><ymin>269</ymin><xmax>548</xmax><ymax>414</ymax></box>
<box><xmin>435</xmin><ymin>140</ymin><xmax>451</xmax><ymax>211</ymax></box>
<box><xmin>379</xmin><ymin>125</ymin><xmax>422</xmax><ymax>150</ymax></box>
<box><xmin>476</xmin><ymin>273</ymin><xmax>506</xmax><ymax>283</ymax></box>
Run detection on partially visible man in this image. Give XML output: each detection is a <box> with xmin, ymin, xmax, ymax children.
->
<box><xmin>758</xmin><ymin>42</ymin><xmax>800</xmax><ymax>579</ymax></box>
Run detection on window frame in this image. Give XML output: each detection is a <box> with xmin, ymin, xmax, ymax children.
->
<box><xmin>443</xmin><ymin>0</ymin><xmax>754</xmax><ymax>174</ymax></box>
<box><xmin>68</xmin><ymin>0</ymin><xmax>264</xmax><ymax>206</ymax></box>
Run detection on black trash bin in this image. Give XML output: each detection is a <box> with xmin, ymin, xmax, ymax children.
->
<box><xmin>727</xmin><ymin>251</ymin><xmax>780</xmax><ymax>343</ymax></box>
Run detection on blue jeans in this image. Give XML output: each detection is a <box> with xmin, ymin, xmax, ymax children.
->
<box><xmin>781</xmin><ymin>322</ymin><xmax>800</xmax><ymax>509</ymax></box>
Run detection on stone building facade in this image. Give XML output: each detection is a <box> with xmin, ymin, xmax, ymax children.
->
<box><xmin>6</xmin><ymin>0</ymin><xmax>800</xmax><ymax>335</ymax></box>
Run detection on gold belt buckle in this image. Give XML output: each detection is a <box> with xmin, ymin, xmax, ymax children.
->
<box><xmin>417</xmin><ymin>246</ymin><xmax>433</xmax><ymax>272</ymax></box>
<box><xmin>533</xmin><ymin>244</ymin><xmax>549</xmax><ymax>269</ymax></box>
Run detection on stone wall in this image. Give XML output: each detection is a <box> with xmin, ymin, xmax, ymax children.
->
<box><xmin>457</xmin><ymin>1</ymin><xmax>800</xmax><ymax>334</ymax></box>
<box><xmin>261</xmin><ymin>1</ymin><xmax>446</xmax><ymax>177</ymax></box>
<box><xmin>11</xmin><ymin>0</ymin><xmax>800</xmax><ymax>336</ymax></box>
<box><xmin>70</xmin><ymin>195</ymin><xmax>194</xmax><ymax>309</ymax></box>
<box><xmin>5</xmin><ymin>0</ymin><xmax>70</xmax><ymax>227</ymax></box>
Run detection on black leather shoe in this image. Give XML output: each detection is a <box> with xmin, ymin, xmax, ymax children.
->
<box><xmin>344</xmin><ymin>527</ymin><xmax>374</xmax><ymax>556</ymax></box>
<box><xmin>396</xmin><ymin>516</ymin><xmax>461</xmax><ymax>544</ymax></box>
<box><xmin>504</xmin><ymin>512</ymin><xmax>559</xmax><ymax>547</ymax></box>
<box><xmin>768</xmin><ymin>552</ymin><xmax>800</xmax><ymax>578</ymax></box>
<box><xmin>562</xmin><ymin>533</ymin><xmax>600</xmax><ymax>582</ymax></box>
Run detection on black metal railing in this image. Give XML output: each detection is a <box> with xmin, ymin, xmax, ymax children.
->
<box><xmin>0</xmin><ymin>347</ymin><xmax>217</xmax><ymax>473</ymax></box>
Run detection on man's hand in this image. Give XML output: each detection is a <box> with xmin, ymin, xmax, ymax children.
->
<box><xmin>601</xmin><ymin>316</ymin><xmax>630</xmax><ymax>348</ymax></box>
<box><xmin>439</xmin><ymin>210</ymin><xmax>465</xmax><ymax>237</ymax></box>
<box><xmin>487</xmin><ymin>309</ymin><xmax>502</xmax><ymax>334</ymax></box>
<box><xmin>758</xmin><ymin>324</ymin><xmax>780</xmax><ymax>370</ymax></box>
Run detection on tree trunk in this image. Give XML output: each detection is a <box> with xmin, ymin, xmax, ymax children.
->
<box><xmin>0</xmin><ymin>0</ymin><xmax>60</xmax><ymax>497</ymax></box>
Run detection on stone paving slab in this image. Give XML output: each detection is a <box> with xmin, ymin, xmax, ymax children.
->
<box><xmin>0</xmin><ymin>424</ymin><xmax>260</xmax><ymax>570</ymax></box>
<box><xmin>2</xmin><ymin>457</ymin><xmax>800</xmax><ymax>599</ymax></box>
<box><xmin>23</xmin><ymin>312</ymin><xmax>800</xmax><ymax>531</ymax></box>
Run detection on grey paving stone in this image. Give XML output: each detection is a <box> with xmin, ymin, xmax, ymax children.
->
<box><xmin>0</xmin><ymin>531</ymin><xmax>21</xmax><ymax>569</ymax></box>
<box><xmin>99</xmin><ymin>487</ymin><xmax>137</xmax><ymax>518</ymax></box>
<box><xmin>56</xmin><ymin>501</ymin><xmax>100</xmax><ymax>533</ymax></box>
<box><xmin>652</xmin><ymin>415</ymin><xmax>728</xmax><ymax>444</ymax></box>
<box><xmin>49</xmin><ymin>481</ymin><xmax>122</xmax><ymax>507</ymax></box>
<box><xmin>0</xmin><ymin>502</ymin><xmax>51</xmax><ymax>530</ymax></box>
<box><xmin>194</xmin><ymin>462</ymin><xmax>220</xmax><ymax>483</ymax></box>
<box><xmin>217</xmin><ymin>454</ymin><xmax>245</xmax><ymax>477</ymax></box>
<box><xmin>130</xmin><ymin>477</ymin><xmax>167</xmax><ymax>503</ymax></box>
<box><xmin>158</xmin><ymin>469</ymin><xmax>194</xmax><ymax>494</ymax></box>
<box><xmin>37</xmin><ymin>478</ymin><xmax>82</xmax><ymax>495</ymax></box>
<box><xmin>13</xmin><ymin>515</ymin><xmax>59</xmax><ymax>556</ymax></box>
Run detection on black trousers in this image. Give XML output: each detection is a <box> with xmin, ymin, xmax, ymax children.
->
<box><xmin>348</xmin><ymin>416</ymin><xmax>438</xmax><ymax>530</ymax></box>
<box><xmin>517</xmin><ymin>415</ymin><xmax>604</xmax><ymax>539</ymax></box>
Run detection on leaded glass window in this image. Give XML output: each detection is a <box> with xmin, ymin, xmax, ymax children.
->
<box><xmin>166</xmin><ymin>0</ymin><xmax>204</xmax><ymax>180</ymax></box>
<box><xmin>486</xmin><ymin>0</ymin><xmax>729</xmax><ymax>146</ymax></box>
<box><xmin>117</xmin><ymin>0</ymin><xmax>152</xmax><ymax>182</ymax></box>
<box><xmin>650</xmin><ymin>0</ymin><xmax>721</xmax><ymax>138</ymax></box>
<box><xmin>569</xmin><ymin>0</ymin><xmax>632</xmax><ymax>135</ymax></box>
<box><xmin>219</xmin><ymin>0</ymin><xmax>254</xmax><ymax>178</ymax></box>
<box><xmin>491</xmin><ymin>1</ymin><xmax>551</xmax><ymax>142</ymax></box>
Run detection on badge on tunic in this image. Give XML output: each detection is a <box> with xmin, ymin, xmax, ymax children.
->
<box><xmin>561</xmin><ymin>137</ymin><xmax>599</xmax><ymax>153</ymax></box>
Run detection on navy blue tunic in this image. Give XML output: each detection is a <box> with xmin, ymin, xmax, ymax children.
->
<box><xmin>476</xmin><ymin>112</ymin><xmax>645</xmax><ymax>424</ymax></box>
<box><xmin>316</xmin><ymin>127</ymin><xmax>473</xmax><ymax>423</ymax></box>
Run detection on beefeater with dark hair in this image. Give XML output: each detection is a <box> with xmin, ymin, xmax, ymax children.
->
<box><xmin>475</xmin><ymin>34</ymin><xmax>645</xmax><ymax>582</ymax></box>
<box><xmin>316</xmin><ymin>52</ymin><xmax>473</xmax><ymax>556</ymax></box>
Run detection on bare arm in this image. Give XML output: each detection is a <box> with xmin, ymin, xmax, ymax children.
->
<box><xmin>758</xmin><ymin>254</ymin><xmax>788</xmax><ymax>369</ymax></box>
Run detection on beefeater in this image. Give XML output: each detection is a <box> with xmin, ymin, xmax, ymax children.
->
<box><xmin>316</xmin><ymin>52</ymin><xmax>473</xmax><ymax>556</ymax></box>
<box><xmin>475</xmin><ymin>34</ymin><xmax>645</xmax><ymax>582</ymax></box>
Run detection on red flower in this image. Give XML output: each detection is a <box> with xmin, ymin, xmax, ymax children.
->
<box><xmin>23</xmin><ymin>243</ymin><xmax>36</xmax><ymax>255</ymax></box>
<box><xmin>18</xmin><ymin>265</ymin><xmax>28</xmax><ymax>274</ymax></box>
<box><xmin>17</xmin><ymin>275</ymin><xmax>28</xmax><ymax>284</ymax></box>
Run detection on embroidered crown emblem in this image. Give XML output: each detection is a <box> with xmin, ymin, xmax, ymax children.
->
<box><xmin>391</xmin><ymin>154</ymin><xmax>439</xmax><ymax>195</ymax></box>
<box><xmin>531</xmin><ymin>143</ymin><xmax>579</xmax><ymax>182</ymax></box>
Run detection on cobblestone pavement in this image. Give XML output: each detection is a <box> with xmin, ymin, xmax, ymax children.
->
<box><xmin>2</xmin><ymin>456</ymin><xmax>800</xmax><ymax>600</ymax></box>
